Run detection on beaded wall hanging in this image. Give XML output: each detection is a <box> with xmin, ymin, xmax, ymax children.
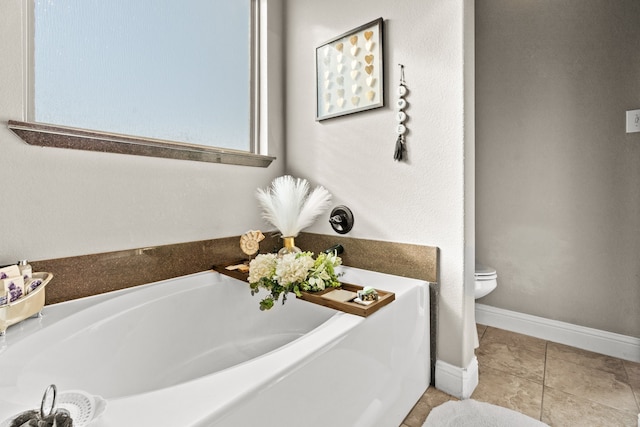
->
<box><xmin>394</xmin><ymin>64</ymin><xmax>408</xmax><ymax>161</ymax></box>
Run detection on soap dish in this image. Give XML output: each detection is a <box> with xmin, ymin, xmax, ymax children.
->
<box><xmin>353</xmin><ymin>297</ymin><xmax>375</xmax><ymax>306</ymax></box>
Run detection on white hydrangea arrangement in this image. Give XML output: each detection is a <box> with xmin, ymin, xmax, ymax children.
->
<box><xmin>248</xmin><ymin>251</ymin><xmax>342</xmax><ymax>311</ymax></box>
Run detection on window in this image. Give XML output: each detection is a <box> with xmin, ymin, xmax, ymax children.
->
<box><xmin>9</xmin><ymin>0</ymin><xmax>274</xmax><ymax>167</ymax></box>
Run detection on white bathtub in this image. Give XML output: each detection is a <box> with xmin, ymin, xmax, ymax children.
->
<box><xmin>0</xmin><ymin>266</ymin><xmax>430</xmax><ymax>426</ymax></box>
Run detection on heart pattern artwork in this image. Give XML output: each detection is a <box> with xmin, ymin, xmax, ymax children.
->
<box><xmin>317</xmin><ymin>20</ymin><xmax>382</xmax><ymax>118</ymax></box>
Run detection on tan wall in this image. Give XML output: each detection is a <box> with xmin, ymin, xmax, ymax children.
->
<box><xmin>476</xmin><ymin>0</ymin><xmax>640</xmax><ymax>337</ymax></box>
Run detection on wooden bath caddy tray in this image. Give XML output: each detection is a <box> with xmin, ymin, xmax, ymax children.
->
<box><xmin>298</xmin><ymin>283</ymin><xmax>394</xmax><ymax>317</ymax></box>
<box><xmin>213</xmin><ymin>263</ymin><xmax>394</xmax><ymax>317</ymax></box>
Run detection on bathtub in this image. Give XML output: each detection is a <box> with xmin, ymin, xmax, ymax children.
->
<box><xmin>0</xmin><ymin>266</ymin><xmax>430</xmax><ymax>426</ymax></box>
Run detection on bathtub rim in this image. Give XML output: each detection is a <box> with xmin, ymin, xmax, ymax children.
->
<box><xmin>0</xmin><ymin>266</ymin><xmax>429</xmax><ymax>427</ymax></box>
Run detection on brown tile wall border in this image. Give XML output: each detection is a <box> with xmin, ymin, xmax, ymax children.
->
<box><xmin>30</xmin><ymin>235</ymin><xmax>276</xmax><ymax>305</ymax></box>
<box><xmin>295</xmin><ymin>233</ymin><xmax>439</xmax><ymax>283</ymax></box>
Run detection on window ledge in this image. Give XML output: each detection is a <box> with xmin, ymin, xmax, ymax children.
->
<box><xmin>7</xmin><ymin>120</ymin><xmax>275</xmax><ymax>167</ymax></box>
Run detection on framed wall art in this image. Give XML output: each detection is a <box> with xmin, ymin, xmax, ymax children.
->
<box><xmin>316</xmin><ymin>18</ymin><xmax>384</xmax><ymax>121</ymax></box>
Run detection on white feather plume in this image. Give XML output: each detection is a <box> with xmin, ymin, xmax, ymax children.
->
<box><xmin>298</xmin><ymin>184</ymin><xmax>332</xmax><ymax>231</ymax></box>
<box><xmin>256</xmin><ymin>175</ymin><xmax>332</xmax><ymax>237</ymax></box>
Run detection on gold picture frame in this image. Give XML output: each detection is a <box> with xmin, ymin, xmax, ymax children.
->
<box><xmin>316</xmin><ymin>18</ymin><xmax>384</xmax><ymax>121</ymax></box>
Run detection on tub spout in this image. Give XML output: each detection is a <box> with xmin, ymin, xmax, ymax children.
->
<box><xmin>323</xmin><ymin>244</ymin><xmax>344</xmax><ymax>256</ymax></box>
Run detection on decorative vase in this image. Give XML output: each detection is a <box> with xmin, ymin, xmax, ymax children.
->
<box><xmin>278</xmin><ymin>236</ymin><xmax>301</xmax><ymax>256</ymax></box>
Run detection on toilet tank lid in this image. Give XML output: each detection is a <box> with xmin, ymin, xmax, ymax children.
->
<box><xmin>475</xmin><ymin>264</ymin><xmax>497</xmax><ymax>276</ymax></box>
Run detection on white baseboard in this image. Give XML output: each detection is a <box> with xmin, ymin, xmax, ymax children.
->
<box><xmin>476</xmin><ymin>303</ymin><xmax>640</xmax><ymax>363</ymax></box>
<box><xmin>435</xmin><ymin>356</ymin><xmax>478</xmax><ymax>399</ymax></box>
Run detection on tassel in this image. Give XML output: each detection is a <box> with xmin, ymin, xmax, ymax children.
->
<box><xmin>394</xmin><ymin>135</ymin><xmax>404</xmax><ymax>161</ymax></box>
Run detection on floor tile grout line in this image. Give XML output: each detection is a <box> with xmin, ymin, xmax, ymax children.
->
<box><xmin>539</xmin><ymin>339</ymin><xmax>549</xmax><ymax>421</ymax></box>
<box><xmin>622</xmin><ymin>361</ymin><xmax>640</xmax><ymax>412</ymax></box>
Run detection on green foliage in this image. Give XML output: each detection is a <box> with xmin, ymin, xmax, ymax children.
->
<box><xmin>248</xmin><ymin>251</ymin><xmax>342</xmax><ymax>311</ymax></box>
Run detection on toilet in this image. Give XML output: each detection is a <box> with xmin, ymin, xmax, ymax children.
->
<box><xmin>474</xmin><ymin>263</ymin><xmax>498</xmax><ymax>348</ymax></box>
<box><xmin>474</xmin><ymin>263</ymin><xmax>497</xmax><ymax>299</ymax></box>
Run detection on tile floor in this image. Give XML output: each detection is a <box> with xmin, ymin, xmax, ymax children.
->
<box><xmin>401</xmin><ymin>325</ymin><xmax>640</xmax><ymax>427</ymax></box>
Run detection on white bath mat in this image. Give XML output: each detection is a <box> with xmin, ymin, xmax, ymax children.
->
<box><xmin>423</xmin><ymin>399</ymin><xmax>549</xmax><ymax>427</ymax></box>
